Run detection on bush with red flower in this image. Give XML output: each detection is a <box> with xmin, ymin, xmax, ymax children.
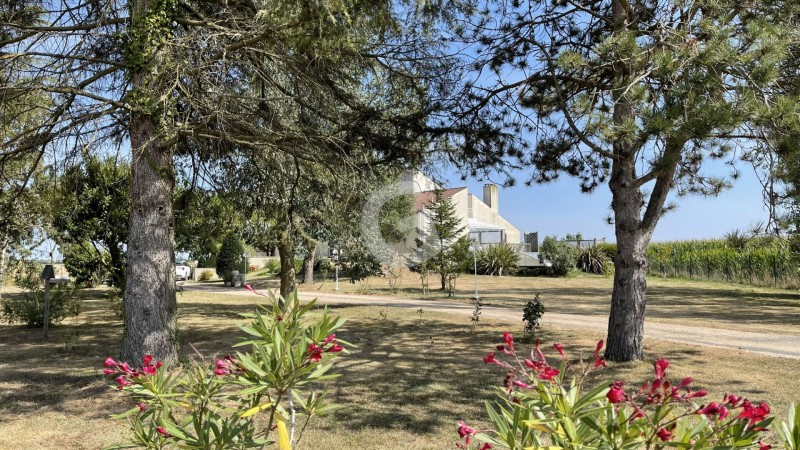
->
<box><xmin>458</xmin><ymin>332</ymin><xmax>800</xmax><ymax>450</ymax></box>
<box><xmin>102</xmin><ymin>291</ymin><xmax>348</xmax><ymax>449</ymax></box>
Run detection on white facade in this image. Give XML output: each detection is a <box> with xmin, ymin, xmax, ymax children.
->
<box><xmin>394</xmin><ymin>171</ymin><xmax>521</xmax><ymax>256</ymax></box>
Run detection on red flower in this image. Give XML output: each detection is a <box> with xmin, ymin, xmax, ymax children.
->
<box><xmin>593</xmin><ymin>340</ymin><xmax>604</xmax><ymax>358</ymax></box>
<box><xmin>656</xmin><ymin>428</ymin><xmax>671</xmax><ymax>441</ymax></box>
<box><xmin>115</xmin><ymin>375</ymin><xmax>131</xmax><ymax>390</ymax></box>
<box><xmin>103</xmin><ymin>357</ymin><xmax>117</xmax><ymax>368</ymax></box>
<box><xmin>327</xmin><ymin>344</ymin><xmax>344</xmax><ymax>353</ymax></box>
<box><xmin>678</xmin><ymin>377</ymin><xmax>693</xmax><ymax>389</ymax></box>
<box><xmin>759</xmin><ymin>442</ymin><xmax>772</xmax><ymax>450</ymax></box>
<box><xmin>538</xmin><ymin>367</ymin><xmax>559</xmax><ymax>381</ymax></box>
<box><xmin>156</xmin><ymin>426</ymin><xmax>170</xmax><ymax>437</ymax></box>
<box><xmin>553</xmin><ymin>342</ymin><xmax>566</xmax><ymax>360</ymax></box>
<box><xmin>496</xmin><ymin>344</ymin><xmax>512</xmax><ymax>355</ymax></box>
<box><xmin>138</xmin><ymin>402</ymin><xmax>146</xmax><ymax>412</ymax></box>
<box><xmin>142</xmin><ymin>354</ymin><xmax>153</xmax><ymax>366</ymax></box>
<box><xmin>502</xmin><ymin>331</ymin><xmax>514</xmax><ymax>352</ymax></box>
<box><xmin>458</xmin><ymin>421</ymin><xmax>476</xmax><ymax>445</ymax></box>
<box><xmin>593</xmin><ymin>357</ymin><xmax>607</xmax><ymax>368</ymax></box>
<box><xmin>654</xmin><ymin>358</ymin><xmax>669</xmax><ymax>380</ymax></box>
<box><xmin>739</xmin><ymin>401</ymin><xmax>770</xmax><ymax>425</ymax></box>
<box><xmin>483</xmin><ymin>352</ymin><xmax>497</xmax><ymax>365</ymax></box>
<box><xmin>308</xmin><ymin>344</ymin><xmax>323</xmax><ymax>362</ymax></box>
<box><xmin>513</xmin><ymin>380</ymin><xmax>531</xmax><ymax>389</ymax></box>
<box><xmin>697</xmin><ymin>402</ymin><xmax>722</xmax><ymax>417</ymax></box>
<box><xmin>723</xmin><ymin>393</ymin><xmax>742</xmax><ymax>407</ymax></box>
<box><xmin>324</xmin><ymin>334</ymin><xmax>337</xmax><ymax>345</ymax></box>
<box><xmin>607</xmin><ymin>381</ymin><xmax>626</xmax><ymax>404</ymax></box>
<box><xmin>478</xmin><ymin>444</ymin><xmax>493</xmax><ymax>450</ymax></box>
<box><xmin>687</xmin><ymin>389</ymin><xmax>708</xmax><ymax>398</ymax></box>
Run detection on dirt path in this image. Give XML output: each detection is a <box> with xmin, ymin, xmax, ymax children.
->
<box><xmin>181</xmin><ymin>283</ymin><xmax>800</xmax><ymax>360</ymax></box>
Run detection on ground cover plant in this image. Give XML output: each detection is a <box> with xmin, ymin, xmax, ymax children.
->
<box><xmin>2</xmin><ymin>284</ymin><xmax>800</xmax><ymax>448</ymax></box>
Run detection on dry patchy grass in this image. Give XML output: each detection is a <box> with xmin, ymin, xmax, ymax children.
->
<box><xmin>242</xmin><ymin>271</ymin><xmax>800</xmax><ymax>335</ymax></box>
<box><xmin>1</xmin><ymin>287</ymin><xmax>800</xmax><ymax>449</ymax></box>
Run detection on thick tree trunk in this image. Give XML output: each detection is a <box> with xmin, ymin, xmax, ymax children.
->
<box><xmin>277</xmin><ymin>235</ymin><xmax>296</xmax><ymax>299</ymax></box>
<box><xmin>605</xmin><ymin>213</ymin><xmax>649</xmax><ymax>361</ymax></box>
<box><xmin>300</xmin><ymin>240</ymin><xmax>316</xmax><ymax>285</ymax></box>
<box><xmin>120</xmin><ymin>70</ymin><xmax>178</xmax><ymax>365</ymax></box>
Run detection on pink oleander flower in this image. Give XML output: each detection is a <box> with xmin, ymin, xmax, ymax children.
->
<box><xmin>678</xmin><ymin>377</ymin><xmax>693</xmax><ymax>389</ymax></box>
<box><xmin>513</xmin><ymin>380</ymin><xmax>531</xmax><ymax>389</ymax></box>
<box><xmin>115</xmin><ymin>375</ymin><xmax>132</xmax><ymax>390</ymax></box>
<box><xmin>538</xmin><ymin>366</ymin><xmax>559</xmax><ymax>381</ymax></box>
<box><xmin>607</xmin><ymin>381</ymin><xmax>625</xmax><ymax>404</ymax></box>
<box><xmin>327</xmin><ymin>344</ymin><xmax>343</xmax><ymax>353</ymax></box>
<box><xmin>308</xmin><ymin>344</ymin><xmax>323</xmax><ymax>362</ymax></box>
<box><xmin>553</xmin><ymin>342</ymin><xmax>566</xmax><ymax>360</ymax></box>
<box><xmin>686</xmin><ymin>389</ymin><xmax>708</xmax><ymax>399</ymax></box>
<box><xmin>138</xmin><ymin>402</ymin><xmax>146</xmax><ymax>412</ymax></box>
<box><xmin>697</xmin><ymin>402</ymin><xmax>722</xmax><ymax>417</ymax></box>
<box><xmin>739</xmin><ymin>401</ymin><xmax>770</xmax><ymax>425</ymax></box>
<box><xmin>156</xmin><ymin>426</ymin><xmax>170</xmax><ymax>437</ymax></box>
<box><xmin>759</xmin><ymin>442</ymin><xmax>772</xmax><ymax>450</ymax></box>
<box><xmin>478</xmin><ymin>444</ymin><xmax>493</xmax><ymax>450</ymax></box>
<box><xmin>104</xmin><ymin>356</ymin><xmax>117</xmax><ymax>368</ymax></box>
<box><xmin>457</xmin><ymin>421</ymin><xmax>476</xmax><ymax>445</ymax></box>
<box><xmin>654</xmin><ymin>358</ymin><xmax>669</xmax><ymax>380</ymax></box>
<box><xmin>502</xmin><ymin>331</ymin><xmax>514</xmax><ymax>352</ymax></box>
<box><xmin>657</xmin><ymin>428</ymin><xmax>671</xmax><ymax>441</ymax></box>
<box><xmin>483</xmin><ymin>352</ymin><xmax>497</xmax><ymax>364</ymax></box>
<box><xmin>324</xmin><ymin>334</ymin><xmax>337</xmax><ymax>345</ymax></box>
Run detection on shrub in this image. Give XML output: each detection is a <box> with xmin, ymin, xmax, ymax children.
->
<box><xmin>63</xmin><ymin>241</ymin><xmax>108</xmax><ymax>286</ymax></box>
<box><xmin>103</xmin><ymin>291</ymin><xmax>348</xmax><ymax>449</ymax></box>
<box><xmin>197</xmin><ymin>270</ymin><xmax>212</xmax><ymax>282</ymax></box>
<box><xmin>265</xmin><ymin>258</ymin><xmax>280</xmax><ymax>273</ymax></box>
<box><xmin>462</xmin><ymin>335</ymin><xmax>778</xmax><ymax>450</ymax></box>
<box><xmin>2</xmin><ymin>279</ymin><xmax>80</xmax><ymax>327</ymax></box>
<box><xmin>215</xmin><ymin>234</ymin><xmax>245</xmax><ymax>279</ymax></box>
<box><xmin>317</xmin><ymin>257</ymin><xmax>332</xmax><ymax>280</ymax></box>
<box><xmin>294</xmin><ymin>257</ymin><xmax>303</xmax><ymax>275</ymax></box>
<box><xmin>476</xmin><ymin>243</ymin><xmax>520</xmax><ymax>276</ymax></box>
<box><xmin>540</xmin><ymin>236</ymin><xmax>580</xmax><ymax>276</ymax></box>
<box><xmin>247</xmin><ymin>264</ymin><xmax>258</xmax><ymax>273</ymax></box>
<box><xmin>577</xmin><ymin>245</ymin><xmax>613</xmax><ymax>275</ymax></box>
<box><xmin>522</xmin><ymin>293</ymin><xmax>545</xmax><ymax>338</ymax></box>
<box><xmin>596</xmin><ymin>242</ymin><xmax>617</xmax><ymax>260</ymax></box>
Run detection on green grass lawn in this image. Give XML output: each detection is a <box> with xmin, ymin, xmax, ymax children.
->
<box><xmin>2</xmin><ymin>279</ymin><xmax>800</xmax><ymax>448</ymax></box>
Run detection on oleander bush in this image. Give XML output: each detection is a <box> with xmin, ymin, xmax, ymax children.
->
<box><xmin>460</xmin><ymin>334</ymin><xmax>800</xmax><ymax>450</ymax></box>
<box><xmin>103</xmin><ymin>291</ymin><xmax>347</xmax><ymax>449</ymax></box>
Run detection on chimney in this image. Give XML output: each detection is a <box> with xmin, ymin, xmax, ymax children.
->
<box><xmin>483</xmin><ymin>184</ymin><xmax>498</xmax><ymax>212</ymax></box>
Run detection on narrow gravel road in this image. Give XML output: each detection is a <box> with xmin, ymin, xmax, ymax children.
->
<box><xmin>181</xmin><ymin>283</ymin><xmax>800</xmax><ymax>359</ymax></box>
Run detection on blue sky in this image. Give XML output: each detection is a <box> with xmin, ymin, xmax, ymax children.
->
<box><xmin>443</xmin><ymin>166</ymin><xmax>769</xmax><ymax>244</ymax></box>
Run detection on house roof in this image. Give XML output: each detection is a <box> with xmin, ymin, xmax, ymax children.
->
<box><xmin>468</xmin><ymin>218</ymin><xmax>505</xmax><ymax>231</ymax></box>
<box><xmin>413</xmin><ymin>187</ymin><xmax>466</xmax><ymax>212</ymax></box>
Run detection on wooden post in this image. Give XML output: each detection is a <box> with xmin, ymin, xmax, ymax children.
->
<box><xmin>43</xmin><ymin>280</ymin><xmax>50</xmax><ymax>339</ymax></box>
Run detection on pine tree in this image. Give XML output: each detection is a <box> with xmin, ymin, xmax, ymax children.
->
<box><xmin>416</xmin><ymin>190</ymin><xmax>468</xmax><ymax>294</ymax></box>
<box><xmin>461</xmin><ymin>0</ymin><xmax>800</xmax><ymax>361</ymax></box>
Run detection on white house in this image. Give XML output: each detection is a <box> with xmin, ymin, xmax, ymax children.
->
<box><xmin>394</xmin><ymin>171</ymin><xmax>521</xmax><ymax>256</ymax></box>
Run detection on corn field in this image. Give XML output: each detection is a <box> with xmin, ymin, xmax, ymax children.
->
<box><xmin>644</xmin><ymin>239</ymin><xmax>799</xmax><ymax>288</ymax></box>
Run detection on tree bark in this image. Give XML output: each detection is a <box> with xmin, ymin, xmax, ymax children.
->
<box><xmin>604</xmin><ymin>0</ymin><xmax>648</xmax><ymax>362</ymax></box>
<box><xmin>300</xmin><ymin>239</ymin><xmax>316</xmax><ymax>285</ymax></box>
<box><xmin>277</xmin><ymin>234</ymin><xmax>296</xmax><ymax>299</ymax></box>
<box><xmin>605</xmin><ymin>186</ymin><xmax>648</xmax><ymax>361</ymax></box>
<box><xmin>120</xmin><ymin>34</ymin><xmax>178</xmax><ymax>364</ymax></box>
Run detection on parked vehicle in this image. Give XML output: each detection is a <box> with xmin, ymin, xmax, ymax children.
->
<box><xmin>176</xmin><ymin>264</ymin><xmax>192</xmax><ymax>281</ymax></box>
